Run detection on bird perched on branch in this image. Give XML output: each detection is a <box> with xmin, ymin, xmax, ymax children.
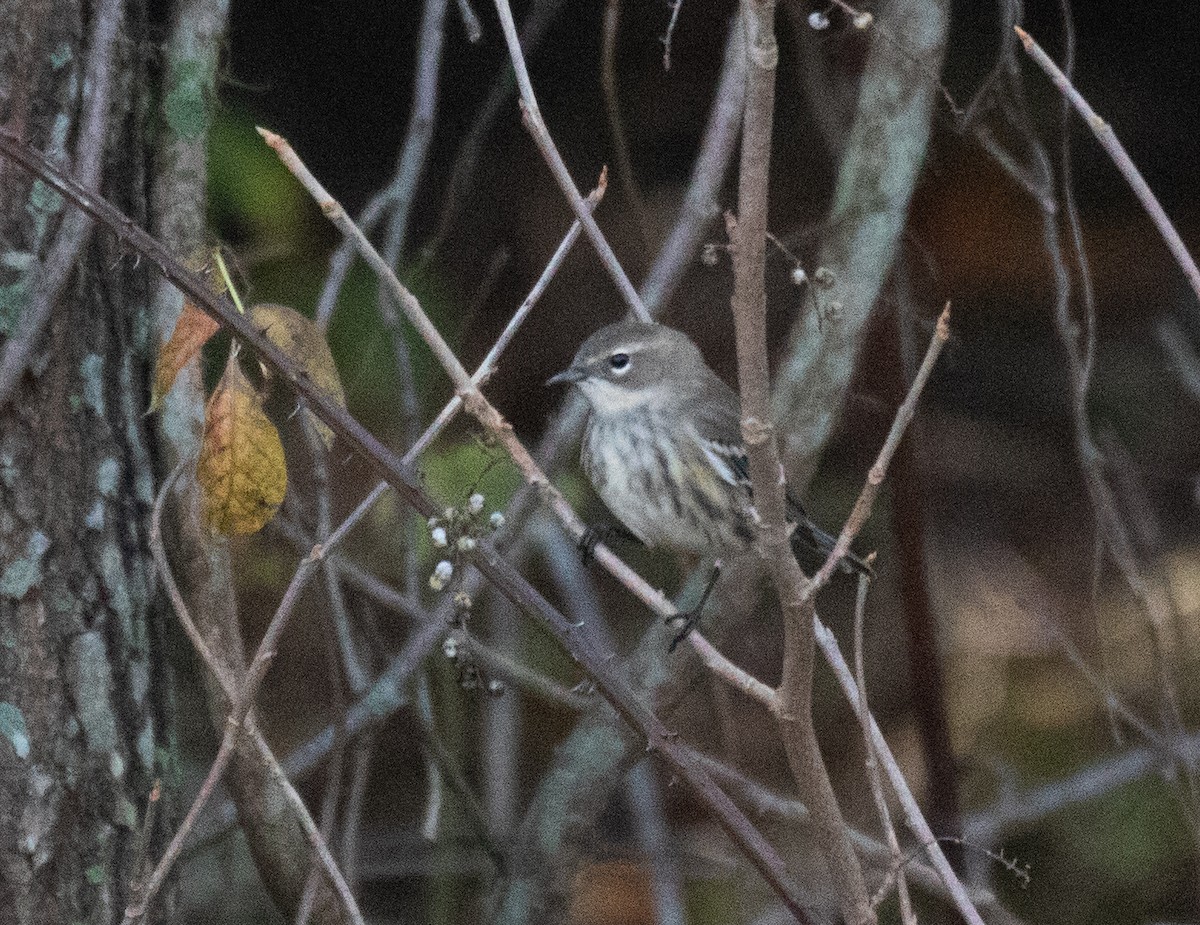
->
<box><xmin>548</xmin><ymin>321</ymin><xmax>872</xmax><ymax>646</ymax></box>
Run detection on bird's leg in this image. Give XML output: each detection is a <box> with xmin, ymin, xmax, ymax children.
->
<box><xmin>667</xmin><ymin>560</ymin><xmax>723</xmax><ymax>653</ymax></box>
<box><xmin>578</xmin><ymin>522</ymin><xmax>643</xmax><ymax>566</ymax></box>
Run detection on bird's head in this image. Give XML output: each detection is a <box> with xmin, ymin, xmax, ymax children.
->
<box><xmin>546</xmin><ymin>321</ymin><xmax>706</xmax><ymax>414</ymax></box>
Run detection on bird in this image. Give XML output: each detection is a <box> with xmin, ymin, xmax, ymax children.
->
<box><xmin>547</xmin><ymin>320</ymin><xmax>872</xmax><ymax>646</ymax></box>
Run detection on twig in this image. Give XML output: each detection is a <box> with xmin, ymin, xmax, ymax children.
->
<box><xmin>261</xmin><ymin>129</ymin><xmax>697</xmax><ymax>643</ymax></box>
<box><xmin>0</xmin><ymin>134</ymin><xmax>810</xmax><ymax>921</ymax></box>
<box><xmin>417</xmin><ymin>676</ymin><xmax>445</xmax><ymax>843</ymax></box>
<box><xmin>149</xmin><ymin>5</ymin><xmax>340</xmax><ymax>914</ymax></box>
<box><xmin>1053</xmin><ymin>8</ymin><xmax>1097</xmax><ymax>391</ymax></box>
<box><xmin>126</xmin><ymin>780</ymin><xmax>162</xmax><ymax>910</ymax></box>
<box><xmin>601</xmin><ymin>0</ymin><xmax>653</xmax><ymax>250</ymax></box>
<box><xmin>1157</xmin><ymin>318</ymin><xmax>1200</xmax><ymax>403</ymax></box>
<box><xmin>259</xmin><ymin>128</ymin><xmax>471</xmax><ymax>384</ymax></box>
<box><xmin>956</xmin><ymin>0</ymin><xmax>1019</xmax><ymax>131</ymax></box>
<box><xmin>628</xmin><ymin>761</ymin><xmax>688</xmax><ymax>925</ymax></box>
<box><xmin>491</xmin><ymin>0</ymin><xmax>650</xmax><ymax>321</ymax></box>
<box><xmin>387</xmin><ymin>0</ymin><xmax>446</xmax><ymax>269</ymax></box>
<box><xmin>0</xmin><ymin>0</ymin><xmax>122</xmax><ymax>405</ymax></box>
<box><xmin>379</xmin><ymin>0</ymin><xmax>449</xmax><ymax>409</ymax></box>
<box><xmin>407</xmin><ymin>176</ymin><xmax>606</xmax><ymax>459</ymax></box>
<box><xmin>853</xmin><ymin>571</ymin><xmax>915</xmax><ymax>924</ymax></box>
<box><xmin>1015</xmin><ymin>574</ymin><xmax>1189</xmax><ymax>763</ymax></box>
<box><xmin>302</xmin><ymin>421</ymin><xmax>371</xmax><ymax>693</ymax></box>
<box><xmin>815</xmin><ymin>619</ymin><xmax>987</xmax><ymax>925</ymax></box>
<box><xmin>278</xmin><ymin>523</ymin><xmax>595</xmax><ymax>716</ymax></box>
<box><xmin>1014</xmin><ymin>26</ymin><xmax>1200</xmax><ymax>307</ymax></box>
<box><xmin>283</xmin><ymin>171</ymin><xmax>606</xmax><ymax>635</ymax></box>
<box><xmin>273</xmin><ymin>513</ymin><xmax>425</xmax><ymax>621</ymax></box>
<box><xmin>661</xmin><ymin>0</ymin><xmax>685</xmax><ymax>70</ymax></box>
<box><xmin>640</xmin><ymin>16</ymin><xmax>745</xmax><ymax>314</ymax></box>
<box><xmin>127</xmin><ymin>534</ymin><xmax>357</xmax><ymax>923</ymax></box>
<box><xmin>688</xmin><ymin>747</ymin><xmax>1022</xmax><ymax>923</ymax></box>
<box><xmin>972</xmin><ymin>123</ymin><xmax>1057</xmax><ymax>214</ymax></box>
<box><xmin>424</xmin><ymin>0</ymin><xmax>568</xmax><ymax>260</ymax></box>
<box><xmin>317</xmin><ymin>0</ymin><xmax>448</xmax><ymax>335</ymax></box>
<box><xmin>414</xmin><ymin>675</ymin><xmax>507</xmax><ymax>869</ymax></box>
<box><xmin>891</xmin><ymin>276</ymin><xmax>962</xmax><ymax>860</ymax></box>
<box><xmin>467</xmin><ymin>630</ymin><xmax>593</xmax><ymax>711</ymax></box>
<box><xmin>147</xmin><ymin>469</ymin><xmax>365</xmax><ymax>925</ymax></box>
<box><xmin>296</xmin><ymin>417</ymin><xmax>367</xmax><ymax>921</ymax></box>
<box><xmin>339</xmin><ymin>737</ymin><xmax>374</xmax><ymax>892</ymax></box>
<box><xmin>806</xmin><ymin>303</ymin><xmax>951</xmax><ymax>594</ymax></box>
<box><xmin>965</xmin><ymin>735</ymin><xmax>1200</xmax><ymax>845</ymax></box>
<box><xmin>534</xmin><ymin>520</ymin><xmax>687</xmax><ymax>924</ymax></box>
<box><xmin>294</xmin><ymin>636</ymin><xmax>346</xmax><ymax>925</ymax></box>
<box><xmin>453</xmin><ymin>0</ymin><xmax>483</xmax><ymax>42</ymax></box>
<box><xmin>315</xmin><ymin>192</ymin><xmax>388</xmax><ymax>328</ymax></box>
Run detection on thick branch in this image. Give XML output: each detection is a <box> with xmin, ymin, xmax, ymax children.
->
<box><xmin>773</xmin><ymin>0</ymin><xmax>948</xmax><ymax>488</ymax></box>
<box><xmin>727</xmin><ymin>3</ymin><xmax>871</xmax><ymax>921</ymax></box>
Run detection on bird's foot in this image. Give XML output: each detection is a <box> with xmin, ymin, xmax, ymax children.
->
<box><xmin>665</xmin><ymin>560</ymin><xmax>722</xmax><ymax>653</ymax></box>
<box><xmin>578</xmin><ymin>523</ymin><xmax>643</xmax><ymax>566</ymax></box>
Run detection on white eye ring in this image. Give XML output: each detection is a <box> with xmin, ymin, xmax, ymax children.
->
<box><xmin>609</xmin><ymin>352</ymin><xmax>630</xmax><ymax>374</ymax></box>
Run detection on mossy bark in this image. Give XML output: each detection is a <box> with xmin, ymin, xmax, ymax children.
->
<box><xmin>0</xmin><ymin>2</ymin><xmax>170</xmax><ymax>923</ymax></box>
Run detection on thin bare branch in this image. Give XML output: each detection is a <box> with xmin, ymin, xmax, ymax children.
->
<box><xmin>382</xmin><ymin>0</ymin><xmax>449</xmax><ymax>266</ymax></box>
<box><xmin>966</xmin><ymin>735</ymin><xmax>1200</xmax><ymax>845</ymax></box>
<box><xmin>453</xmin><ymin>0</ymin><xmax>483</xmax><ymax>41</ymax></box>
<box><xmin>816</xmin><ymin>619</ymin><xmax>987</xmax><ymax>925</ymax></box>
<box><xmin>424</xmin><ymin>0</ymin><xmax>568</xmax><ymax>260</ymax></box>
<box><xmin>601</xmin><ymin>0</ymin><xmax>652</xmax><ymax>249</ymax></box>
<box><xmin>491</xmin><ymin>0</ymin><xmax>650</xmax><ymax>320</ymax></box>
<box><xmin>661</xmin><ymin>0</ymin><xmax>685</xmax><ymax>70</ymax></box>
<box><xmin>147</xmin><ymin>470</ymin><xmax>365</xmax><ymax>925</ymax></box>
<box><xmin>259</xmin><ymin>128</ymin><xmax>472</xmax><ymax>384</ymax></box>
<box><xmin>853</xmin><ymin>572</ymin><xmax>915</xmax><ymax>924</ymax></box>
<box><xmin>995</xmin><ymin>50</ymin><xmax>1200</xmax><ymax>829</ymax></box>
<box><xmin>128</xmin><ymin>537</ymin><xmax>360</xmax><ymax>924</ymax></box>
<box><xmin>1015</xmin><ymin>26</ymin><xmax>1200</xmax><ymax>307</ymax></box>
<box><xmin>688</xmin><ymin>748</ymin><xmax>1021</xmax><ymax>923</ymax></box>
<box><xmin>806</xmin><ymin>304</ymin><xmax>950</xmax><ymax>594</ymax></box>
<box><xmin>1158</xmin><ymin>318</ymin><xmax>1200</xmax><ymax>403</ymax></box>
<box><xmin>640</xmin><ymin>16</ymin><xmax>744</xmax><ymax>314</ymax></box>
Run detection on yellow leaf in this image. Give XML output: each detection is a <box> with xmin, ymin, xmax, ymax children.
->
<box><xmin>197</xmin><ymin>354</ymin><xmax>287</xmax><ymax>535</ymax></box>
<box><xmin>248</xmin><ymin>303</ymin><xmax>345</xmax><ymax>448</ymax></box>
<box><xmin>150</xmin><ymin>299</ymin><xmax>220</xmax><ymax>412</ymax></box>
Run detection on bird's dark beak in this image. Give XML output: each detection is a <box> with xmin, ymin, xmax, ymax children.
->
<box><xmin>546</xmin><ymin>366</ymin><xmax>585</xmax><ymax>387</ymax></box>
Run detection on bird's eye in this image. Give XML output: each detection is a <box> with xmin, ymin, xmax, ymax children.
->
<box><xmin>609</xmin><ymin>352</ymin><xmax>630</xmax><ymax>372</ymax></box>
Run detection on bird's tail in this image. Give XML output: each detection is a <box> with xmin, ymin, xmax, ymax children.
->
<box><xmin>790</xmin><ymin>516</ymin><xmax>874</xmax><ymax>578</ymax></box>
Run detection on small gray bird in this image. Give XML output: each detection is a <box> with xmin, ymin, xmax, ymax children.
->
<box><xmin>548</xmin><ymin>321</ymin><xmax>871</xmax><ymax>640</ymax></box>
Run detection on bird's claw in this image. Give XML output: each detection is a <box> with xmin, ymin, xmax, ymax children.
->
<box><xmin>666</xmin><ymin>609</ymin><xmax>703</xmax><ymax>653</ymax></box>
<box><xmin>665</xmin><ymin>560</ymin><xmax>722</xmax><ymax>654</ymax></box>
<box><xmin>578</xmin><ymin>526</ymin><xmax>607</xmax><ymax>566</ymax></box>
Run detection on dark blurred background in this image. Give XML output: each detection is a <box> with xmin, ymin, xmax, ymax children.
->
<box><xmin>176</xmin><ymin>1</ymin><xmax>1200</xmax><ymax>923</ymax></box>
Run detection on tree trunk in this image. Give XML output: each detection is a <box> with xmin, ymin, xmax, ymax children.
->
<box><xmin>0</xmin><ymin>2</ymin><xmax>170</xmax><ymax>922</ymax></box>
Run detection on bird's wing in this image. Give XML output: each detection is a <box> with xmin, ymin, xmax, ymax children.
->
<box><xmin>687</xmin><ymin>382</ymin><xmax>752</xmax><ymax>489</ymax></box>
<box><xmin>689</xmin><ymin>394</ymin><xmax>872</xmax><ymax>576</ymax></box>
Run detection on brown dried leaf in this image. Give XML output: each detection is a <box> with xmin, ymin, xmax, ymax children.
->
<box><xmin>150</xmin><ymin>299</ymin><xmax>220</xmax><ymax>412</ymax></box>
<box><xmin>248</xmin><ymin>303</ymin><xmax>345</xmax><ymax>448</ymax></box>
<box><xmin>196</xmin><ymin>353</ymin><xmax>287</xmax><ymax>536</ymax></box>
